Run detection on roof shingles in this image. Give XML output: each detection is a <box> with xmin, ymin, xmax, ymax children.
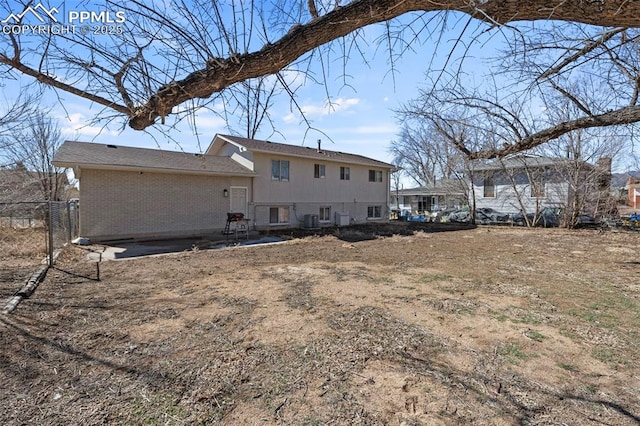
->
<box><xmin>53</xmin><ymin>141</ymin><xmax>256</xmax><ymax>176</ymax></box>
<box><xmin>217</xmin><ymin>134</ymin><xmax>394</xmax><ymax>169</ymax></box>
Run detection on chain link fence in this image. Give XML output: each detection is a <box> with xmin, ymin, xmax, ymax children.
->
<box><xmin>0</xmin><ymin>200</ymin><xmax>79</xmax><ymax>302</ymax></box>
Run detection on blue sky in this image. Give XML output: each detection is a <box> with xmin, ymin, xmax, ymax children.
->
<box><xmin>46</xmin><ymin>29</ymin><xmax>437</xmax><ymax>166</ymax></box>
<box><xmin>1</xmin><ymin>2</ymin><xmax>494</xmax><ymax>172</ymax></box>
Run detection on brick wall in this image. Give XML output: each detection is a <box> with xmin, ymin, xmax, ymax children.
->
<box><xmin>80</xmin><ymin>169</ymin><xmax>251</xmax><ymax>240</ymax></box>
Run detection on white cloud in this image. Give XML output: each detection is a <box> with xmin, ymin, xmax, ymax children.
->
<box><xmin>191</xmin><ymin>111</ymin><xmax>226</xmax><ymax>132</ymax></box>
<box><xmin>286</xmin><ymin>97</ymin><xmax>361</xmax><ymax>120</ymax></box>
<box><xmin>282</xmin><ymin>112</ymin><xmax>297</xmax><ymax>123</ymax></box>
<box><xmin>350</xmin><ymin>124</ymin><xmax>399</xmax><ymax>135</ymax></box>
<box><xmin>59</xmin><ymin>112</ymin><xmax>120</xmax><ymax>139</ymax></box>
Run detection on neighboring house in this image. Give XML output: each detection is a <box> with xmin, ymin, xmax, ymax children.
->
<box><xmin>53</xmin><ymin>134</ymin><xmax>393</xmax><ymax>241</ymax></box>
<box><xmin>627</xmin><ymin>177</ymin><xmax>640</xmax><ymax>209</ymax></box>
<box><xmin>390</xmin><ymin>179</ymin><xmax>467</xmax><ymax>214</ymax></box>
<box><xmin>0</xmin><ymin>168</ymin><xmax>42</xmax><ymax>203</ymax></box>
<box><xmin>0</xmin><ymin>167</ymin><xmax>70</xmax><ymax>226</ymax></box>
<box><xmin>471</xmin><ymin>155</ymin><xmax>610</xmax><ymax>215</ymax></box>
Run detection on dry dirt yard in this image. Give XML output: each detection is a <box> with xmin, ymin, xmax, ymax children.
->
<box><xmin>1</xmin><ymin>224</ymin><xmax>639</xmax><ymax>425</ymax></box>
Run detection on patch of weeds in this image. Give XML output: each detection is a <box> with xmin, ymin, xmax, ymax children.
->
<box><xmin>428</xmin><ymin>298</ymin><xmax>477</xmax><ymax>315</ymax></box>
<box><xmin>559</xmin><ymin>327</ymin><xmax>580</xmax><ymax>341</ymax></box>
<box><xmin>557</xmin><ymin>362</ymin><xmax>579</xmax><ymax>373</ymax></box>
<box><xmin>370</xmin><ymin>276</ymin><xmax>394</xmax><ymax>285</ymax></box>
<box><xmin>567</xmin><ymin>308</ymin><xmax>617</xmax><ymax>328</ymax></box>
<box><xmin>591</xmin><ymin>347</ymin><xmax>628</xmax><ymax>367</ymax></box>
<box><xmin>457</xmin><ymin>307</ymin><xmax>476</xmax><ymax>316</ymax></box>
<box><xmin>325</xmin><ymin>266</ymin><xmax>349</xmax><ymax>282</ymax></box>
<box><xmin>524</xmin><ymin>330</ymin><xmax>545</xmax><ymax>342</ymax></box>
<box><xmin>284</xmin><ymin>281</ymin><xmax>316</xmax><ymax>312</ymax></box>
<box><xmin>583</xmin><ymin>384</ymin><xmax>598</xmax><ymax>395</ymax></box>
<box><xmin>495</xmin><ymin>314</ymin><xmax>509</xmax><ymax>322</ymax></box>
<box><xmin>567</xmin><ymin>288</ymin><xmax>640</xmax><ymax>330</ymax></box>
<box><xmin>129</xmin><ymin>391</ymin><xmax>190</xmax><ymax>424</ymax></box>
<box><xmin>497</xmin><ymin>342</ymin><xmax>529</xmax><ymax>363</ymax></box>
<box><xmin>510</xmin><ymin>311</ymin><xmax>544</xmax><ymax>325</ymax></box>
<box><xmin>415</xmin><ymin>273</ymin><xmax>452</xmax><ymax>284</ymax></box>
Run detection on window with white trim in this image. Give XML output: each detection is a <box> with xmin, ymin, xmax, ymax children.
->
<box><xmin>367</xmin><ymin>205</ymin><xmax>382</xmax><ymax>219</ymax></box>
<box><xmin>483</xmin><ymin>173</ymin><xmax>495</xmax><ymax>198</ymax></box>
<box><xmin>340</xmin><ymin>166</ymin><xmax>350</xmax><ymax>180</ymax></box>
<box><xmin>319</xmin><ymin>206</ymin><xmax>331</xmax><ymax>221</ymax></box>
<box><xmin>530</xmin><ymin>176</ymin><xmax>545</xmax><ymax>198</ymax></box>
<box><xmin>271</xmin><ymin>159</ymin><xmax>290</xmax><ymax>181</ymax></box>
<box><xmin>269</xmin><ymin>207</ymin><xmax>289</xmax><ymax>224</ymax></box>
<box><xmin>314</xmin><ymin>164</ymin><xmax>326</xmax><ymax>179</ymax></box>
<box><xmin>369</xmin><ymin>169</ymin><xmax>383</xmax><ymax>182</ymax></box>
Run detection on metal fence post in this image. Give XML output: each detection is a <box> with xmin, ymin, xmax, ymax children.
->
<box><xmin>66</xmin><ymin>201</ymin><xmax>72</xmax><ymax>242</ymax></box>
<box><xmin>48</xmin><ymin>199</ymin><xmax>54</xmax><ymax>267</ymax></box>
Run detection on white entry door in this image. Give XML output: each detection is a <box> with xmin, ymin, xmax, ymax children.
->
<box><xmin>230</xmin><ymin>187</ymin><xmax>248</xmax><ymax>216</ymax></box>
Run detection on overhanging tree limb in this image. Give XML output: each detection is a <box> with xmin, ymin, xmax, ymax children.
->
<box><xmin>3</xmin><ymin>0</ymin><xmax>640</xmax><ymax>132</ymax></box>
<box><xmin>127</xmin><ymin>0</ymin><xmax>640</xmax><ymax>130</ymax></box>
<box><xmin>467</xmin><ymin>104</ymin><xmax>640</xmax><ymax>159</ymax></box>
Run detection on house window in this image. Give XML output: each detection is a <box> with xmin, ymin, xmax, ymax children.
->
<box><xmin>319</xmin><ymin>206</ymin><xmax>331</xmax><ymax>221</ymax></box>
<box><xmin>483</xmin><ymin>174</ymin><xmax>495</xmax><ymax>198</ymax></box>
<box><xmin>340</xmin><ymin>166</ymin><xmax>350</xmax><ymax>180</ymax></box>
<box><xmin>271</xmin><ymin>160</ymin><xmax>290</xmax><ymax>181</ymax></box>
<box><xmin>314</xmin><ymin>164</ymin><xmax>326</xmax><ymax>179</ymax></box>
<box><xmin>367</xmin><ymin>205</ymin><xmax>382</xmax><ymax>219</ymax></box>
<box><xmin>369</xmin><ymin>170</ymin><xmax>383</xmax><ymax>182</ymax></box>
<box><xmin>417</xmin><ymin>196</ymin><xmax>428</xmax><ymax>212</ymax></box>
<box><xmin>530</xmin><ymin>180</ymin><xmax>545</xmax><ymax>197</ymax></box>
<box><xmin>269</xmin><ymin>207</ymin><xmax>289</xmax><ymax>224</ymax></box>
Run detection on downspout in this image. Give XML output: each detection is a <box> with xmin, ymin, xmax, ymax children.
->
<box><xmin>386</xmin><ymin>169</ymin><xmax>391</xmax><ymax>220</ymax></box>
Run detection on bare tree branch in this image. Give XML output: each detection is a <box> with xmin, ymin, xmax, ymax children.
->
<box><xmin>469</xmin><ymin>105</ymin><xmax>640</xmax><ymax>159</ymax></box>
<box><xmin>3</xmin><ymin>0</ymin><xmax>640</xmax><ymax>143</ymax></box>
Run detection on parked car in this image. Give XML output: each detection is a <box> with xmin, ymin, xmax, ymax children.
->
<box><xmin>448</xmin><ymin>209</ymin><xmax>471</xmax><ymax>223</ymax></box>
<box><xmin>571</xmin><ymin>212</ymin><xmax>597</xmax><ymax>228</ymax></box>
<box><xmin>512</xmin><ymin>208</ymin><xmax>560</xmax><ymax>227</ymax></box>
<box><xmin>476</xmin><ymin>208</ymin><xmax>510</xmax><ymax>224</ymax></box>
<box><xmin>512</xmin><ymin>207</ymin><xmax>595</xmax><ymax>228</ymax></box>
<box><xmin>448</xmin><ymin>207</ymin><xmax>509</xmax><ymax>224</ymax></box>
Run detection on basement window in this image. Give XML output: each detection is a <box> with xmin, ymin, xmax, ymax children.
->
<box><xmin>269</xmin><ymin>207</ymin><xmax>289</xmax><ymax>224</ymax></box>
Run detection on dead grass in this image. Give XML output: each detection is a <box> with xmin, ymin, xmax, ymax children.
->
<box><xmin>0</xmin><ymin>227</ymin><xmax>47</xmax><ymax>261</ymax></box>
<box><xmin>1</xmin><ymin>225</ymin><xmax>639</xmax><ymax>425</ymax></box>
<box><xmin>0</xmin><ymin>227</ymin><xmax>48</xmax><ymax>300</ymax></box>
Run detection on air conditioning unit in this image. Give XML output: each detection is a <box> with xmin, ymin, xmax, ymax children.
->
<box><xmin>303</xmin><ymin>214</ymin><xmax>320</xmax><ymax>229</ymax></box>
<box><xmin>335</xmin><ymin>212</ymin><xmax>350</xmax><ymax>227</ymax></box>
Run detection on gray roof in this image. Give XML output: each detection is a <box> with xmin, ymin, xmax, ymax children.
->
<box><xmin>53</xmin><ymin>141</ymin><xmax>256</xmax><ymax>176</ymax></box>
<box><xmin>216</xmin><ymin>134</ymin><xmax>394</xmax><ymax>169</ymax></box>
<box><xmin>395</xmin><ymin>179</ymin><xmax>467</xmax><ymax>196</ymax></box>
<box><xmin>473</xmin><ymin>155</ymin><xmax>590</xmax><ymax>171</ymax></box>
<box><xmin>0</xmin><ymin>169</ymin><xmax>41</xmax><ymax>202</ymax></box>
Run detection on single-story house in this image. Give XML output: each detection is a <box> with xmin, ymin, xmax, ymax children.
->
<box><xmin>390</xmin><ymin>179</ymin><xmax>467</xmax><ymax>214</ymax></box>
<box><xmin>53</xmin><ymin>134</ymin><xmax>394</xmax><ymax>242</ymax></box>
<box><xmin>471</xmin><ymin>155</ymin><xmax>610</xmax><ymax>214</ymax></box>
<box><xmin>0</xmin><ymin>166</ymin><xmax>69</xmax><ymax>202</ymax></box>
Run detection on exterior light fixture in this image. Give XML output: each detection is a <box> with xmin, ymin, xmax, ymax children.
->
<box><xmin>223</xmin><ymin>189</ymin><xmax>229</xmax><ymax>197</ymax></box>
